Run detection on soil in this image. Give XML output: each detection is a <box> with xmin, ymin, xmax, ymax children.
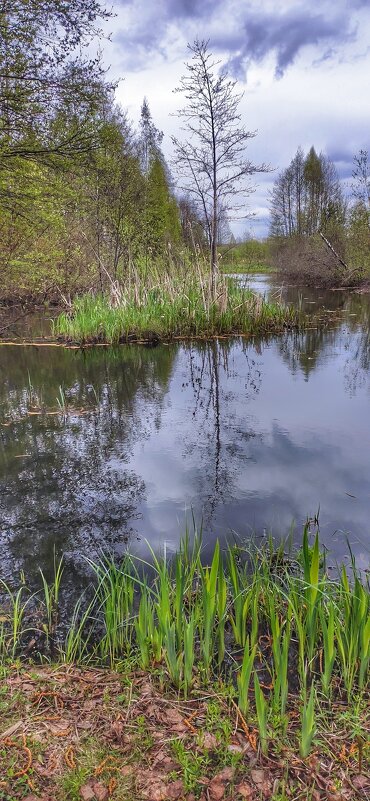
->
<box><xmin>0</xmin><ymin>666</ymin><xmax>368</xmax><ymax>801</ymax></box>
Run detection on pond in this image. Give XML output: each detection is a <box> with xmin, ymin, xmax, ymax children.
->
<box><xmin>0</xmin><ymin>276</ymin><xmax>369</xmax><ymax>593</ymax></box>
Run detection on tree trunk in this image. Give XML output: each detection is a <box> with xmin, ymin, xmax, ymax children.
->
<box><xmin>211</xmin><ymin>178</ymin><xmax>218</xmax><ymax>302</ymax></box>
<box><xmin>211</xmin><ymin>236</ymin><xmax>218</xmax><ymax>303</ymax></box>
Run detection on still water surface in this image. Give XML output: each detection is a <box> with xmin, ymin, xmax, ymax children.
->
<box><xmin>0</xmin><ymin>276</ymin><xmax>369</xmax><ymax>589</ymax></box>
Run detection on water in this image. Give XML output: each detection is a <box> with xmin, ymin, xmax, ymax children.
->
<box><xmin>0</xmin><ymin>277</ymin><xmax>369</xmax><ymax>591</ymax></box>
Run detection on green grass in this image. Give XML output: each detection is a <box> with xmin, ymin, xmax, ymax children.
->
<box><xmin>221</xmin><ymin>262</ymin><xmax>275</xmax><ymax>274</ymax></box>
<box><xmin>218</xmin><ymin>239</ymin><xmax>274</xmax><ymax>274</ymax></box>
<box><xmin>54</xmin><ymin>276</ymin><xmax>301</xmax><ymax>344</ymax></box>
<box><xmin>0</xmin><ymin>525</ymin><xmax>369</xmax><ymax>764</ymax></box>
<box><xmin>0</xmin><ymin>529</ymin><xmax>369</xmax><ymax>800</ymax></box>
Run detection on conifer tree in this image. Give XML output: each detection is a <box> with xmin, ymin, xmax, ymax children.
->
<box><xmin>138</xmin><ymin>99</ymin><xmax>180</xmax><ymax>258</ymax></box>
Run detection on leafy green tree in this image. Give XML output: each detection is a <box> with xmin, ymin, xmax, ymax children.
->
<box><xmin>352</xmin><ymin>149</ymin><xmax>370</xmax><ymax>212</ymax></box>
<box><xmin>270</xmin><ymin>147</ymin><xmax>345</xmax><ymax>239</ymax></box>
<box><xmin>138</xmin><ymin>97</ymin><xmax>163</xmax><ymax>175</ymax></box>
<box><xmin>146</xmin><ymin>156</ymin><xmax>181</xmax><ymax>254</ymax></box>
<box><xmin>0</xmin><ymin>0</ymin><xmax>111</xmax><ymax>164</ymax></box>
<box><xmin>138</xmin><ymin>99</ymin><xmax>181</xmax><ymax>259</ymax></box>
<box><xmin>178</xmin><ymin>196</ymin><xmax>207</xmax><ymax>250</ymax></box>
<box><xmin>81</xmin><ymin>103</ymin><xmax>145</xmax><ymax>286</ymax></box>
<box><xmin>347</xmin><ymin>150</ymin><xmax>370</xmax><ymax>277</ymax></box>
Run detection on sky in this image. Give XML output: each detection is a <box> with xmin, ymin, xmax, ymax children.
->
<box><xmin>102</xmin><ymin>0</ymin><xmax>370</xmax><ymax>238</ymax></box>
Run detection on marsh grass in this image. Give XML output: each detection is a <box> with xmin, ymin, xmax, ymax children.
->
<box><xmin>54</xmin><ymin>274</ymin><xmax>301</xmax><ymax>344</ymax></box>
<box><xmin>0</xmin><ymin>525</ymin><xmax>369</xmax><ymax>759</ymax></box>
<box><xmin>218</xmin><ymin>240</ymin><xmax>272</xmax><ymax>275</ymax></box>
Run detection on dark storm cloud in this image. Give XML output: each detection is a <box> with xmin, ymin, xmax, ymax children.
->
<box><xmin>327</xmin><ymin>147</ymin><xmax>355</xmax><ymax>164</ymax></box>
<box><xmin>166</xmin><ymin>0</ymin><xmax>216</xmax><ymax>18</ymax></box>
<box><xmin>114</xmin><ymin>0</ymin><xmax>218</xmax><ymax>68</ymax></box>
<box><xmin>114</xmin><ymin>0</ymin><xmax>369</xmax><ymax>76</ymax></box>
<box><xmin>223</xmin><ymin>8</ymin><xmax>357</xmax><ymax>79</ymax></box>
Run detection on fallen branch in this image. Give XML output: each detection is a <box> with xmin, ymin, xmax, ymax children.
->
<box><xmin>319</xmin><ymin>232</ymin><xmax>349</xmax><ymax>271</ymax></box>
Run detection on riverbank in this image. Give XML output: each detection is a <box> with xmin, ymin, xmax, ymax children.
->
<box><xmin>220</xmin><ymin>263</ymin><xmax>276</xmax><ymax>275</ymax></box>
<box><xmin>218</xmin><ymin>241</ymin><xmax>272</xmax><ymax>275</ymax></box>
<box><xmin>1</xmin><ymin>272</ymin><xmax>369</xmax><ymax>344</ymax></box>
<box><xmin>0</xmin><ymin>531</ymin><xmax>369</xmax><ymax>798</ymax></box>
<box><xmin>54</xmin><ymin>280</ymin><xmax>302</xmax><ymax>345</ymax></box>
<box><xmin>1</xmin><ymin>664</ymin><xmax>368</xmax><ymax>801</ymax></box>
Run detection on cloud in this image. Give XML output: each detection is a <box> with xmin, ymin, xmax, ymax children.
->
<box><xmin>113</xmin><ymin>0</ymin><xmax>369</xmax><ymax>77</ymax></box>
<box><xmin>113</xmin><ymin>0</ymin><xmax>218</xmax><ymax>70</ymax></box>
<box><xmin>111</xmin><ymin>0</ymin><xmax>370</xmax><ymax>238</ymax></box>
<box><xmin>166</xmin><ymin>0</ymin><xmax>216</xmax><ymax>18</ymax></box>
<box><xmin>224</xmin><ymin>7</ymin><xmax>357</xmax><ymax>80</ymax></box>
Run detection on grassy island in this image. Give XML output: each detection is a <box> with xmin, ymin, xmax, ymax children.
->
<box><xmin>54</xmin><ymin>277</ymin><xmax>301</xmax><ymax>345</ymax></box>
<box><xmin>0</xmin><ymin>529</ymin><xmax>369</xmax><ymax>799</ymax></box>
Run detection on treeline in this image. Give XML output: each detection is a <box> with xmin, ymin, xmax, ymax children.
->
<box><xmin>269</xmin><ymin>146</ymin><xmax>370</xmax><ymax>285</ymax></box>
<box><xmin>2</xmin><ymin>2</ymin><xmax>368</xmax><ymax>299</ymax></box>
<box><xmin>0</xmin><ymin>2</ymin><xmax>205</xmax><ymax>301</ymax></box>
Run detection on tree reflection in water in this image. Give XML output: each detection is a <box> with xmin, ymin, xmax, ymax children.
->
<box><xmin>0</xmin><ymin>345</ymin><xmax>175</xmax><ymax>588</ymax></box>
<box><xmin>0</xmin><ymin>284</ymin><xmax>369</xmax><ymax>594</ymax></box>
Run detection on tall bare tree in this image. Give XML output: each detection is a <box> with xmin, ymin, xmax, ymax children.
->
<box><xmin>172</xmin><ymin>39</ymin><xmax>268</xmax><ymax>299</ymax></box>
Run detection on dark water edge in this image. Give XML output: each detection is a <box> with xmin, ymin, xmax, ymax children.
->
<box><xmin>0</xmin><ymin>276</ymin><xmax>369</xmax><ymax>599</ymax></box>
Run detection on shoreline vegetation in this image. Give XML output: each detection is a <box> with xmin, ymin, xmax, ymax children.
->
<box><xmin>218</xmin><ymin>241</ymin><xmax>274</xmax><ymax>275</ymax></box>
<box><xmin>54</xmin><ymin>275</ymin><xmax>302</xmax><ymax>346</ymax></box>
<box><xmin>0</xmin><ymin>529</ymin><xmax>369</xmax><ymax>799</ymax></box>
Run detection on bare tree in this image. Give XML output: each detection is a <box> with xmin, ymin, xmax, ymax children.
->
<box><xmin>269</xmin><ymin>146</ymin><xmax>345</xmax><ymax>239</ymax></box>
<box><xmin>172</xmin><ymin>39</ymin><xmax>268</xmax><ymax>299</ymax></box>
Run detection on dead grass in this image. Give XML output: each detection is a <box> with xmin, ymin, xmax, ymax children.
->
<box><xmin>0</xmin><ymin>666</ymin><xmax>369</xmax><ymax>801</ymax></box>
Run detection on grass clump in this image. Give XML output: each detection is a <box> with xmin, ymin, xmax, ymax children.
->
<box><xmin>218</xmin><ymin>239</ymin><xmax>273</xmax><ymax>274</ymax></box>
<box><xmin>54</xmin><ymin>274</ymin><xmax>301</xmax><ymax>345</ymax></box>
<box><xmin>0</xmin><ymin>524</ymin><xmax>369</xmax><ymax>791</ymax></box>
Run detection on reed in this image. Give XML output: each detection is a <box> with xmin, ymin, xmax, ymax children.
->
<box><xmin>254</xmin><ymin>672</ymin><xmax>268</xmax><ymax>756</ymax></box>
<box><xmin>87</xmin><ymin>555</ymin><xmax>135</xmax><ymax>667</ymax></box>
<box><xmin>39</xmin><ymin>552</ymin><xmax>64</xmax><ymax>646</ymax></box>
<box><xmin>300</xmin><ymin>683</ymin><xmax>317</xmax><ymax>758</ymax></box>
<box><xmin>319</xmin><ymin>601</ymin><xmax>336</xmax><ymax>697</ymax></box>
<box><xmin>0</xmin><ymin>527</ymin><xmax>368</xmax><ymax>759</ymax></box>
<box><xmin>54</xmin><ymin>275</ymin><xmax>302</xmax><ymax>345</ymax></box>
<box><xmin>237</xmin><ymin>635</ymin><xmax>256</xmax><ymax>715</ymax></box>
<box><xmin>0</xmin><ymin>579</ymin><xmax>33</xmax><ymax>660</ymax></box>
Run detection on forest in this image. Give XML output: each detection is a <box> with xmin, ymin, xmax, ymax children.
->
<box><xmin>1</xmin><ymin>1</ymin><xmax>368</xmax><ymax>311</ymax></box>
<box><xmin>0</xmin><ymin>4</ymin><xmax>369</xmax><ymax>800</ymax></box>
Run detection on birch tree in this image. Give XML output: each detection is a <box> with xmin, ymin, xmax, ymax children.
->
<box><xmin>172</xmin><ymin>39</ymin><xmax>268</xmax><ymax>299</ymax></box>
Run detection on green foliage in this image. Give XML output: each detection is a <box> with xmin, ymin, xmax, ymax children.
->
<box><xmin>270</xmin><ymin>146</ymin><xmax>345</xmax><ymax>240</ymax></box>
<box><xmin>269</xmin><ymin>146</ymin><xmax>370</xmax><ymax>284</ymax></box>
<box><xmin>146</xmin><ymin>157</ymin><xmax>181</xmax><ymax>254</ymax></box>
<box><xmin>346</xmin><ymin>202</ymin><xmax>370</xmax><ymax>278</ymax></box>
<box><xmin>0</xmin><ymin>528</ymin><xmax>369</xmax><ymax>763</ymax></box>
<box><xmin>55</xmin><ymin>278</ymin><xmax>302</xmax><ymax>343</ymax></box>
<box><xmin>237</xmin><ymin>636</ymin><xmax>256</xmax><ymax>715</ymax></box>
<box><xmin>300</xmin><ymin>683</ymin><xmax>316</xmax><ymax>758</ymax></box>
<box><xmin>0</xmin><ymin>17</ymin><xmax>187</xmax><ymax>299</ymax></box>
<box><xmin>254</xmin><ymin>673</ymin><xmax>268</xmax><ymax>756</ymax></box>
<box><xmin>219</xmin><ymin>240</ymin><xmax>270</xmax><ymax>273</ymax></box>
<box><xmin>87</xmin><ymin>555</ymin><xmax>135</xmax><ymax>666</ymax></box>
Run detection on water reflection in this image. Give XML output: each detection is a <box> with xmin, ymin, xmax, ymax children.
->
<box><xmin>0</xmin><ymin>346</ymin><xmax>175</xmax><ymax>585</ymax></box>
<box><xmin>0</xmin><ymin>282</ymin><xmax>369</xmax><ymax>590</ymax></box>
